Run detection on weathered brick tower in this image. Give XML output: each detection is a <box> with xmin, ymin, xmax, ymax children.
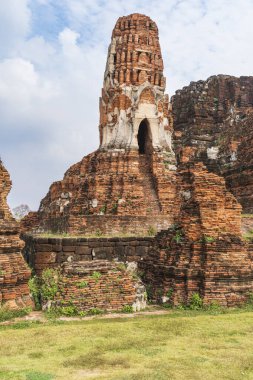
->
<box><xmin>23</xmin><ymin>14</ymin><xmax>178</xmax><ymax>236</ymax></box>
<box><xmin>99</xmin><ymin>14</ymin><xmax>173</xmax><ymax>152</ymax></box>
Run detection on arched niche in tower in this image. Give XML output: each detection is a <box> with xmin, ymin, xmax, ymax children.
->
<box><xmin>137</xmin><ymin>119</ymin><xmax>153</xmax><ymax>155</ymax></box>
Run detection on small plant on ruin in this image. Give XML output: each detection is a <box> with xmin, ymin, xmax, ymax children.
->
<box><xmin>166</xmin><ymin>288</ymin><xmax>174</xmax><ymax>300</ymax></box>
<box><xmin>40</xmin><ymin>269</ymin><xmax>60</xmax><ymax>301</ymax></box>
<box><xmin>95</xmin><ymin>229</ymin><xmax>102</xmax><ymax>237</ymax></box>
<box><xmin>243</xmin><ymin>229</ymin><xmax>253</xmax><ymax>241</ymax></box>
<box><xmin>147</xmin><ymin>226</ymin><xmax>157</xmax><ymax>236</ymax></box>
<box><xmin>77</xmin><ymin>280</ymin><xmax>88</xmax><ymax>288</ymax></box>
<box><xmin>58</xmin><ymin>306</ymin><xmax>78</xmax><ymax>316</ymax></box>
<box><xmin>28</xmin><ymin>276</ymin><xmax>41</xmax><ymax>310</ymax></box>
<box><xmin>91</xmin><ymin>271</ymin><xmax>102</xmax><ymax>282</ymax></box>
<box><xmin>0</xmin><ymin>269</ymin><xmax>5</xmax><ymax>276</ymax></box>
<box><xmin>100</xmin><ymin>205</ymin><xmax>107</xmax><ymax>214</ymax></box>
<box><xmin>189</xmin><ymin>293</ymin><xmax>203</xmax><ymax>310</ymax></box>
<box><xmin>111</xmin><ymin>202</ymin><xmax>118</xmax><ymax>214</ymax></box>
<box><xmin>146</xmin><ymin>284</ymin><xmax>154</xmax><ymax>302</ymax></box>
<box><xmin>88</xmin><ymin>308</ymin><xmax>104</xmax><ymax>315</ymax></box>
<box><xmin>173</xmin><ymin>230</ymin><xmax>183</xmax><ymax>244</ymax></box>
<box><xmin>121</xmin><ymin>305</ymin><xmax>133</xmax><ymax>313</ymax></box>
<box><xmin>202</xmin><ymin>235</ymin><xmax>215</xmax><ymax>243</ymax></box>
<box><xmin>205</xmin><ymin>301</ymin><xmax>222</xmax><ymax>313</ymax></box>
<box><xmin>29</xmin><ymin>269</ymin><xmax>60</xmax><ymax>309</ymax></box>
<box><xmin>116</xmin><ymin>263</ymin><xmax>127</xmax><ymax>272</ymax></box>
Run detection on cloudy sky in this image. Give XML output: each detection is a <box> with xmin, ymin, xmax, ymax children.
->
<box><xmin>1</xmin><ymin>0</ymin><xmax>252</xmax><ymax>210</ymax></box>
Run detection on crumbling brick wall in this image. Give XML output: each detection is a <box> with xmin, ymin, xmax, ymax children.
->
<box><xmin>45</xmin><ymin>260</ymin><xmax>146</xmax><ymax>313</ymax></box>
<box><xmin>140</xmin><ymin>162</ymin><xmax>253</xmax><ymax>307</ymax></box>
<box><xmin>172</xmin><ymin>75</ymin><xmax>253</xmax><ymax>213</ymax></box>
<box><xmin>0</xmin><ymin>161</ymin><xmax>33</xmax><ymax>309</ymax></box>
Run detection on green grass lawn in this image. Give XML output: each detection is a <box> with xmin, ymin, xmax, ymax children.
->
<box><xmin>0</xmin><ymin>310</ymin><xmax>253</xmax><ymax>380</ymax></box>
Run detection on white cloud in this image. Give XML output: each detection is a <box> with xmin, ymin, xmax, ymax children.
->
<box><xmin>1</xmin><ymin>0</ymin><xmax>253</xmax><ymax>209</ymax></box>
<box><xmin>0</xmin><ymin>0</ymin><xmax>31</xmax><ymax>56</ymax></box>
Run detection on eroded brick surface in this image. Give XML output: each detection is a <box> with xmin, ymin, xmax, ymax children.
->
<box><xmin>0</xmin><ymin>162</ymin><xmax>33</xmax><ymax>309</ymax></box>
<box><xmin>172</xmin><ymin>75</ymin><xmax>253</xmax><ymax>213</ymax></box>
<box><xmin>51</xmin><ymin>260</ymin><xmax>146</xmax><ymax>313</ymax></box>
<box><xmin>140</xmin><ymin>162</ymin><xmax>253</xmax><ymax>307</ymax></box>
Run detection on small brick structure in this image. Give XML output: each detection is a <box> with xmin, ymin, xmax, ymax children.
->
<box><xmin>0</xmin><ymin>162</ymin><xmax>33</xmax><ymax>309</ymax></box>
<box><xmin>50</xmin><ymin>260</ymin><xmax>146</xmax><ymax>313</ymax></box>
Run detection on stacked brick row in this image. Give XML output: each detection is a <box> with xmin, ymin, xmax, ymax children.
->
<box><xmin>140</xmin><ymin>162</ymin><xmax>253</xmax><ymax>307</ymax></box>
<box><xmin>23</xmin><ymin>235</ymin><xmax>153</xmax><ymax>276</ymax></box>
<box><xmin>0</xmin><ymin>161</ymin><xmax>33</xmax><ymax>309</ymax></box>
<box><xmin>52</xmin><ymin>260</ymin><xmax>145</xmax><ymax>313</ymax></box>
<box><xmin>172</xmin><ymin>75</ymin><xmax>253</xmax><ymax>213</ymax></box>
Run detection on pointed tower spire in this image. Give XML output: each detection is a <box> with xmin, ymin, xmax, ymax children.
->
<box><xmin>99</xmin><ymin>13</ymin><xmax>172</xmax><ymax>152</ymax></box>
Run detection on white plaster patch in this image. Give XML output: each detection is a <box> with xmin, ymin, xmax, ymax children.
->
<box><xmin>181</xmin><ymin>190</ymin><xmax>191</xmax><ymax>200</ymax></box>
<box><xmin>91</xmin><ymin>199</ymin><xmax>98</xmax><ymax>208</ymax></box>
<box><xmin>230</xmin><ymin>151</ymin><xmax>237</xmax><ymax>161</ymax></box>
<box><xmin>207</xmin><ymin>146</ymin><xmax>219</xmax><ymax>160</ymax></box>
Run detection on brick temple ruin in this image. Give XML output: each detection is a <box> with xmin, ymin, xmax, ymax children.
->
<box><xmin>23</xmin><ymin>13</ymin><xmax>178</xmax><ymax>237</ymax></box>
<box><xmin>1</xmin><ymin>13</ymin><xmax>253</xmax><ymax>310</ymax></box>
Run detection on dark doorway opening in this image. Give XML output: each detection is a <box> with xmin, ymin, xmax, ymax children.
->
<box><xmin>137</xmin><ymin>119</ymin><xmax>152</xmax><ymax>154</ymax></box>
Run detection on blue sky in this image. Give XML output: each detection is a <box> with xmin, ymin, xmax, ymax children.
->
<box><xmin>0</xmin><ymin>0</ymin><xmax>253</xmax><ymax>209</ymax></box>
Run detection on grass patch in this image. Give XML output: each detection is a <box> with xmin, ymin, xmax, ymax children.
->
<box><xmin>243</xmin><ymin>229</ymin><xmax>253</xmax><ymax>241</ymax></box>
<box><xmin>0</xmin><ymin>309</ymin><xmax>253</xmax><ymax>379</ymax></box>
<box><xmin>25</xmin><ymin>372</ymin><xmax>54</xmax><ymax>380</ymax></box>
<box><xmin>0</xmin><ymin>306</ymin><xmax>31</xmax><ymax>322</ymax></box>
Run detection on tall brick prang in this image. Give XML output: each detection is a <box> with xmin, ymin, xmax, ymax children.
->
<box><xmin>22</xmin><ymin>14</ymin><xmax>178</xmax><ymax>236</ymax></box>
<box><xmin>100</xmin><ymin>13</ymin><xmax>173</xmax><ymax>151</ymax></box>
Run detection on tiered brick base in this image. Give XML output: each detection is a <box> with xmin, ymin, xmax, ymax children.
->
<box><xmin>22</xmin><ymin>150</ymin><xmax>178</xmax><ymax>235</ymax></box>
